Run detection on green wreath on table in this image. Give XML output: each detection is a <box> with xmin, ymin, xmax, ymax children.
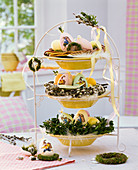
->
<box><xmin>95</xmin><ymin>152</ymin><xmax>128</xmax><ymax>164</ymax></box>
<box><xmin>28</xmin><ymin>57</ymin><xmax>41</xmax><ymax>72</ymax></box>
<box><xmin>37</xmin><ymin>153</ymin><xmax>61</xmax><ymax>161</ymax></box>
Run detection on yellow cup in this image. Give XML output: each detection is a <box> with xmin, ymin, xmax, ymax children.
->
<box><xmin>1</xmin><ymin>53</ymin><xmax>19</xmax><ymax>71</ymax></box>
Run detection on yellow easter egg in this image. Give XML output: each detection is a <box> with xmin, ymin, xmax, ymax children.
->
<box><xmin>51</xmin><ymin>40</ymin><xmax>61</xmax><ymax>51</ymax></box>
<box><xmin>90</xmin><ymin>40</ymin><xmax>102</xmax><ymax>50</ymax></box>
<box><xmin>88</xmin><ymin>117</ymin><xmax>99</xmax><ymax>125</ymax></box>
<box><xmin>86</xmin><ymin>77</ymin><xmax>96</xmax><ymax>86</ymax></box>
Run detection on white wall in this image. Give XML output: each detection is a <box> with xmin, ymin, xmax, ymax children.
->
<box><xmin>35</xmin><ymin>0</ymin><xmax>67</xmax><ymax>56</ymax></box>
<box><xmin>107</xmin><ymin>0</ymin><xmax>127</xmax><ymax>116</ymax></box>
<box><xmin>28</xmin><ymin>0</ymin><xmax>127</xmax><ymax>125</ymax></box>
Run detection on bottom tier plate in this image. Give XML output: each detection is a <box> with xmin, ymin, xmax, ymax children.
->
<box><xmin>50</xmin><ymin>134</ymin><xmax>104</xmax><ymax>146</ymax></box>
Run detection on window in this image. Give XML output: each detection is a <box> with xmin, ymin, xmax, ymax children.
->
<box><xmin>0</xmin><ymin>0</ymin><xmax>36</xmax><ymax>56</ymax></box>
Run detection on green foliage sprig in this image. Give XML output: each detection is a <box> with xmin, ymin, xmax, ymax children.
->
<box><xmin>58</xmin><ymin>26</ymin><xmax>64</xmax><ymax>33</ymax></box>
<box><xmin>22</xmin><ymin>144</ymin><xmax>37</xmax><ymax>156</ymax></box>
<box><xmin>74</xmin><ymin>12</ymin><xmax>98</xmax><ymax>27</ymax></box>
<box><xmin>0</xmin><ymin>134</ymin><xmax>31</xmax><ymax>145</ymax></box>
<box><xmin>67</xmin><ymin>42</ymin><xmax>82</xmax><ymax>51</ymax></box>
<box><xmin>53</xmin><ymin>70</ymin><xmax>58</xmax><ymax>76</ymax></box>
<box><xmin>40</xmin><ymin>115</ymin><xmax>114</xmax><ymax>136</ymax></box>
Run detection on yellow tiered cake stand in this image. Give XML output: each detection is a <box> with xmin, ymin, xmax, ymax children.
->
<box><xmin>29</xmin><ymin>19</ymin><xmax>121</xmax><ymax>156</ymax></box>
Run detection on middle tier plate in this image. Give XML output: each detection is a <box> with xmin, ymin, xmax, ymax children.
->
<box><xmin>46</xmin><ymin>90</ymin><xmax>110</xmax><ymax>109</ymax></box>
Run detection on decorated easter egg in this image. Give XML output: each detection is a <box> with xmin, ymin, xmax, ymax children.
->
<box><xmin>72</xmin><ymin>75</ymin><xmax>75</xmax><ymax>81</ymax></box>
<box><xmin>58</xmin><ymin>72</ymin><xmax>73</xmax><ymax>85</ymax></box>
<box><xmin>60</xmin><ymin>32</ymin><xmax>74</xmax><ymax>51</ymax></box>
<box><xmin>59</xmin><ymin>112</ymin><xmax>73</xmax><ymax>123</ymax></box>
<box><xmin>74</xmin><ymin>110</ymin><xmax>88</xmax><ymax>125</ymax></box>
<box><xmin>39</xmin><ymin>139</ymin><xmax>54</xmax><ymax>156</ymax></box>
<box><xmin>54</xmin><ymin>73</ymin><xmax>62</xmax><ymax>85</ymax></box>
<box><xmin>88</xmin><ymin>117</ymin><xmax>99</xmax><ymax>125</ymax></box>
<box><xmin>84</xmin><ymin>110</ymin><xmax>90</xmax><ymax>117</ymax></box>
<box><xmin>86</xmin><ymin>77</ymin><xmax>96</xmax><ymax>86</ymax></box>
<box><xmin>73</xmin><ymin>73</ymin><xmax>88</xmax><ymax>87</ymax></box>
<box><xmin>51</xmin><ymin>40</ymin><xmax>62</xmax><ymax>51</ymax></box>
<box><xmin>90</xmin><ymin>40</ymin><xmax>102</xmax><ymax>50</ymax></box>
<box><xmin>77</xmin><ymin>109</ymin><xmax>90</xmax><ymax>117</ymax></box>
<box><xmin>77</xmin><ymin>35</ymin><xmax>92</xmax><ymax>50</ymax></box>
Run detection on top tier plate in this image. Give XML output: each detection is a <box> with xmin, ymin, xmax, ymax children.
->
<box><xmin>45</xmin><ymin>55</ymin><xmax>92</xmax><ymax>70</ymax></box>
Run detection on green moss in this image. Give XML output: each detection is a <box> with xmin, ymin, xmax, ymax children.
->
<box><xmin>37</xmin><ymin>153</ymin><xmax>59</xmax><ymax>161</ymax></box>
<box><xmin>67</xmin><ymin>42</ymin><xmax>82</xmax><ymax>51</ymax></box>
<box><xmin>96</xmin><ymin>152</ymin><xmax>128</xmax><ymax>164</ymax></box>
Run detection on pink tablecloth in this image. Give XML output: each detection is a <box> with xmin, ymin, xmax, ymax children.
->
<box><xmin>0</xmin><ymin>141</ymin><xmax>75</xmax><ymax>170</ymax></box>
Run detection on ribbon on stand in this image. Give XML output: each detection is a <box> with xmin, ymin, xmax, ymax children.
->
<box><xmin>90</xmin><ymin>26</ymin><xmax>120</xmax><ymax>117</ymax></box>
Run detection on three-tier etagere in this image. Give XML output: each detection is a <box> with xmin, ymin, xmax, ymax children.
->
<box><xmin>30</xmin><ymin>19</ymin><xmax>121</xmax><ymax>156</ymax></box>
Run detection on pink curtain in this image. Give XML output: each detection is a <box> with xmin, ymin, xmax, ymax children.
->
<box><xmin>125</xmin><ymin>0</ymin><xmax>138</xmax><ymax>115</ymax></box>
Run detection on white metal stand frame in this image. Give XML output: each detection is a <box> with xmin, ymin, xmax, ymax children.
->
<box><xmin>32</xmin><ymin>20</ymin><xmax>122</xmax><ymax>156</ymax></box>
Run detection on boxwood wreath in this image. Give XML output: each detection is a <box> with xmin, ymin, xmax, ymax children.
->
<box><xmin>95</xmin><ymin>152</ymin><xmax>128</xmax><ymax>164</ymax></box>
<box><xmin>37</xmin><ymin>153</ymin><xmax>61</xmax><ymax>161</ymax></box>
<box><xmin>28</xmin><ymin>57</ymin><xmax>41</xmax><ymax>72</ymax></box>
<box><xmin>67</xmin><ymin>42</ymin><xmax>82</xmax><ymax>51</ymax></box>
<box><xmin>40</xmin><ymin>115</ymin><xmax>114</xmax><ymax>136</ymax></box>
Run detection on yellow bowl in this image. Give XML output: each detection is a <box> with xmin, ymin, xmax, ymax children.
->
<box><xmin>45</xmin><ymin>56</ymin><xmax>93</xmax><ymax>70</ymax></box>
<box><xmin>58</xmin><ymin>98</ymin><xmax>98</xmax><ymax>108</ymax></box>
<box><xmin>46</xmin><ymin>91</ymin><xmax>110</xmax><ymax>109</ymax></box>
<box><xmin>56</xmin><ymin>60</ymin><xmax>91</xmax><ymax>70</ymax></box>
<box><xmin>50</xmin><ymin>134</ymin><xmax>103</xmax><ymax>146</ymax></box>
<box><xmin>2</xmin><ymin>61</ymin><xmax>19</xmax><ymax>71</ymax></box>
<box><xmin>58</xmin><ymin>138</ymin><xmax>96</xmax><ymax>146</ymax></box>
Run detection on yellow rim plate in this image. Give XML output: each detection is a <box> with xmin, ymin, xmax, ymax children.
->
<box><xmin>49</xmin><ymin>134</ymin><xmax>104</xmax><ymax>146</ymax></box>
<box><xmin>46</xmin><ymin>90</ymin><xmax>110</xmax><ymax>100</ymax></box>
<box><xmin>50</xmin><ymin>134</ymin><xmax>104</xmax><ymax>139</ymax></box>
<box><xmin>44</xmin><ymin>56</ymin><xmax>91</xmax><ymax>61</ymax></box>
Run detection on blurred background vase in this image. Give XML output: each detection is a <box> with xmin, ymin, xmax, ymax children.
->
<box><xmin>1</xmin><ymin>53</ymin><xmax>19</xmax><ymax>71</ymax></box>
